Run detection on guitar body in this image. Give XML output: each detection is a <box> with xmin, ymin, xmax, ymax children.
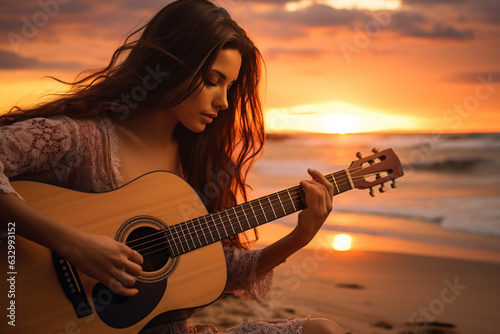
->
<box><xmin>1</xmin><ymin>171</ymin><xmax>227</xmax><ymax>333</ymax></box>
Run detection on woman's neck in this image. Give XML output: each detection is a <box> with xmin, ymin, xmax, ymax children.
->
<box><xmin>113</xmin><ymin>111</ymin><xmax>179</xmax><ymax>149</ymax></box>
<box><xmin>110</xmin><ymin>111</ymin><xmax>184</xmax><ymax>184</ymax></box>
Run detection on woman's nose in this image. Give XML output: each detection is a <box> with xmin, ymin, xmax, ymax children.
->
<box><xmin>214</xmin><ymin>89</ymin><xmax>229</xmax><ymax>111</ymax></box>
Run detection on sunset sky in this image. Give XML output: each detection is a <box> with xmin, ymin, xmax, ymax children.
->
<box><xmin>0</xmin><ymin>0</ymin><xmax>499</xmax><ymax>134</ymax></box>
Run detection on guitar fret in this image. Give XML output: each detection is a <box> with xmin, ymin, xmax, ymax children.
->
<box><xmin>337</xmin><ymin>170</ymin><xmax>353</xmax><ymax>193</ymax></box>
<box><xmin>179</xmin><ymin>222</ymin><xmax>189</xmax><ymax>252</ymax></box>
<box><xmin>196</xmin><ymin>219</ymin><xmax>203</xmax><ymax>248</ymax></box>
<box><xmin>258</xmin><ymin>198</ymin><xmax>268</xmax><ymax>222</ymax></box>
<box><xmin>267</xmin><ymin>195</ymin><xmax>277</xmax><ymax>219</ymax></box>
<box><xmin>172</xmin><ymin>226</ymin><xmax>182</xmax><ymax>255</ymax></box>
<box><xmin>212</xmin><ymin>215</ymin><xmax>222</xmax><ymax>240</ymax></box>
<box><xmin>186</xmin><ymin>222</ymin><xmax>195</xmax><ymax>251</ymax></box>
<box><xmin>190</xmin><ymin>219</ymin><xmax>201</xmax><ymax>249</ymax></box>
<box><xmin>204</xmin><ymin>216</ymin><xmax>214</xmax><ymax>243</ymax></box>
<box><xmin>199</xmin><ymin>217</ymin><xmax>209</xmax><ymax>245</ymax></box>
<box><xmin>184</xmin><ymin>221</ymin><xmax>192</xmax><ymax>250</ymax></box>
<box><xmin>278</xmin><ymin>192</ymin><xmax>288</xmax><ymax>215</ymax></box>
<box><xmin>180</xmin><ymin>225</ymin><xmax>189</xmax><ymax>253</ymax></box>
<box><xmin>226</xmin><ymin>210</ymin><xmax>236</xmax><ymax>235</ymax></box>
<box><xmin>241</xmin><ymin>203</ymin><xmax>251</xmax><ymax>229</ymax></box>
<box><xmin>286</xmin><ymin>189</ymin><xmax>297</xmax><ymax>211</ymax></box>
<box><xmin>218</xmin><ymin>212</ymin><xmax>228</xmax><ymax>238</ymax></box>
<box><xmin>296</xmin><ymin>187</ymin><xmax>305</xmax><ymax>209</ymax></box>
<box><xmin>174</xmin><ymin>225</ymin><xmax>186</xmax><ymax>254</ymax></box>
<box><xmin>249</xmin><ymin>201</ymin><xmax>259</xmax><ymax>226</ymax></box>
<box><xmin>331</xmin><ymin>174</ymin><xmax>340</xmax><ymax>194</ymax></box>
<box><xmin>166</xmin><ymin>228</ymin><xmax>177</xmax><ymax>256</ymax></box>
<box><xmin>193</xmin><ymin>218</ymin><xmax>204</xmax><ymax>247</ymax></box>
<box><xmin>233</xmin><ymin>207</ymin><xmax>244</xmax><ymax>233</ymax></box>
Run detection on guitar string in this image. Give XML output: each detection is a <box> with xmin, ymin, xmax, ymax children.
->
<box><xmin>126</xmin><ymin>168</ymin><xmax>386</xmax><ymax>256</ymax></box>
<box><xmin>127</xmin><ymin>169</ymin><xmax>387</xmax><ymax>259</ymax></box>
<box><xmin>128</xmin><ymin>169</ymin><xmax>387</xmax><ymax>257</ymax></box>
<box><xmin>125</xmin><ymin>167</ymin><xmax>366</xmax><ymax>252</ymax></box>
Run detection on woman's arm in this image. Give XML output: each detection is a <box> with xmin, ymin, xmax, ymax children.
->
<box><xmin>0</xmin><ymin>192</ymin><xmax>143</xmax><ymax>297</ymax></box>
<box><xmin>255</xmin><ymin>168</ymin><xmax>334</xmax><ymax>277</ymax></box>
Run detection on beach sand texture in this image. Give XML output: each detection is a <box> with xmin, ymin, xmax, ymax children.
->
<box><xmin>191</xmin><ymin>238</ymin><xmax>500</xmax><ymax>334</ymax></box>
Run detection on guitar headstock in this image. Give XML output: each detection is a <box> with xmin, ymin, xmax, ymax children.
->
<box><xmin>348</xmin><ymin>148</ymin><xmax>404</xmax><ymax>197</ymax></box>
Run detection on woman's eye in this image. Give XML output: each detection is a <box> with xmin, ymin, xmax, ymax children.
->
<box><xmin>206</xmin><ymin>80</ymin><xmax>217</xmax><ymax>87</ymax></box>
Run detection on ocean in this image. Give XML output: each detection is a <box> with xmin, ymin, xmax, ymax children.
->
<box><xmin>247</xmin><ymin>132</ymin><xmax>500</xmax><ymax>258</ymax></box>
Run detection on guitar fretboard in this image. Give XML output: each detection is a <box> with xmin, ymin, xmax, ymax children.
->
<box><xmin>166</xmin><ymin>169</ymin><xmax>353</xmax><ymax>257</ymax></box>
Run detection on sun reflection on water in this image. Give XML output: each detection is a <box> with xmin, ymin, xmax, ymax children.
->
<box><xmin>332</xmin><ymin>233</ymin><xmax>353</xmax><ymax>251</ymax></box>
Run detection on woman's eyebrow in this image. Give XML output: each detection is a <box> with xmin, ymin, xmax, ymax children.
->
<box><xmin>211</xmin><ymin>69</ymin><xmax>227</xmax><ymax>80</ymax></box>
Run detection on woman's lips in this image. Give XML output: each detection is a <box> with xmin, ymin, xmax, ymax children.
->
<box><xmin>201</xmin><ymin>113</ymin><xmax>217</xmax><ymax>124</ymax></box>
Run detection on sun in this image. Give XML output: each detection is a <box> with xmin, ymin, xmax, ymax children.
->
<box><xmin>332</xmin><ymin>234</ymin><xmax>352</xmax><ymax>251</ymax></box>
<box><xmin>265</xmin><ymin>101</ymin><xmax>419</xmax><ymax>134</ymax></box>
<box><xmin>322</xmin><ymin>113</ymin><xmax>361</xmax><ymax>134</ymax></box>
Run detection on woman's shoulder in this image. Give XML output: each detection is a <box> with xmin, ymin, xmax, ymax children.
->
<box><xmin>2</xmin><ymin>115</ymin><xmax>97</xmax><ymax>131</ymax></box>
<box><xmin>32</xmin><ymin>115</ymin><xmax>113</xmax><ymax>135</ymax></box>
<box><xmin>1</xmin><ymin>115</ymin><xmax>114</xmax><ymax>149</ymax></box>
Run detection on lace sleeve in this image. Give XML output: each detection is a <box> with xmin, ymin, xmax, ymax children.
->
<box><xmin>223</xmin><ymin>242</ymin><xmax>274</xmax><ymax>302</ymax></box>
<box><xmin>0</xmin><ymin>116</ymin><xmax>78</xmax><ymax>197</ymax></box>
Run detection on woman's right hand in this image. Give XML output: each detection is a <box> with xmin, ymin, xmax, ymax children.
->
<box><xmin>63</xmin><ymin>231</ymin><xmax>144</xmax><ymax>297</ymax></box>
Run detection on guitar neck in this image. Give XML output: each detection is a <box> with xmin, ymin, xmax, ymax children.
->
<box><xmin>167</xmin><ymin>169</ymin><xmax>354</xmax><ymax>257</ymax></box>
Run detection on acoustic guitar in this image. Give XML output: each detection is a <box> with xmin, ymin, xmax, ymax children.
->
<box><xmin>1</xmin><ymin>148</ymin><xmax>403</xmax><ymax>333</ymax></box>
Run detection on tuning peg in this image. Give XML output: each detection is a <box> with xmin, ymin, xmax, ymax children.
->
<box><xmin>391</xmin><ymin>180</ymin><xmax>398</xmax><ymax>189</ymax></box>
<box><xmin>369</xmin><ymin>187</ymin><xmax>376</xmax><ymax>197</ymax></box>
<box><xmin>356</xmin><ymin>152</ymin><xmax>363</xmax><ymax>159</ymax></box>
<box><xmin>372</xmin><ymin>147</ymin><xmax>380</xmax><ymax>153</ymax></box>
<box><xmin>379</xmin><ymin>183</ymin><xmax>387</xmax><ymax>193</ymax></box>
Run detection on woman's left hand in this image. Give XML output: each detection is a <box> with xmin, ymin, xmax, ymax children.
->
<box><xmin>256</xmin><ymin>168</ymin><xmax>334</xmax><ymax>276</ymax></box>
<box><xmin>293</xmin><ymin>168</ymin><xmax>334</xmax><ymax>246</ymax></box>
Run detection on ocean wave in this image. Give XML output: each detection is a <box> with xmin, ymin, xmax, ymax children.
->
<box><xmin>332</xmin><ymin>204</ymin><xmax>500</xmax><ymax>238</ymax></box>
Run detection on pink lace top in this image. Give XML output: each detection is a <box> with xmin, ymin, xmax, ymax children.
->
<box><xmin>0</xmin><ymin>116</ymin><xmax>306</xmax><ymax>333</ymax></box>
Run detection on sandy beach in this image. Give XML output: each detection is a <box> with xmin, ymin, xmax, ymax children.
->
<box><xmin>191</xmin><ymin>221</ymin><xmax>500</xmax><ymax>334</ymax></box>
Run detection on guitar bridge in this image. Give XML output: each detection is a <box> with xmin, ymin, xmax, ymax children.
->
<box><xmin>52</xmin><ymin>252</ymin><xmax>93</xmax><ymax>318</ymax></box>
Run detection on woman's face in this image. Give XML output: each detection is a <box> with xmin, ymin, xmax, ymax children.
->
<box><xmin>171</xmin><ymin>48</ymin><xmax>242</xmax><ymax>133</ymax></box>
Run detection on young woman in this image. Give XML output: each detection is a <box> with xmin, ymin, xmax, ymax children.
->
<box><xmin>0</xmin><ymin>0</ymin><xmax>343</xmax><ymax>333</ymax></box>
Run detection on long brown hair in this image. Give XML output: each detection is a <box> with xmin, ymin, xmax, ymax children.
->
<box><xmin>1</xmin><ymin>0</ymin><xmax>265</xmax><ymax>248</ymax></box>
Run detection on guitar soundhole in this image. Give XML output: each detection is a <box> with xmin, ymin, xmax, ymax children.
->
<box><xmin>126</xmin><ymin>227</ymin><xmax>170</xmax><ymax>272</ymax></box>
<box><xmin>116</xmin><ymin>215</ymin><xmax>179</xmax><ymax>282</ymax></box>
